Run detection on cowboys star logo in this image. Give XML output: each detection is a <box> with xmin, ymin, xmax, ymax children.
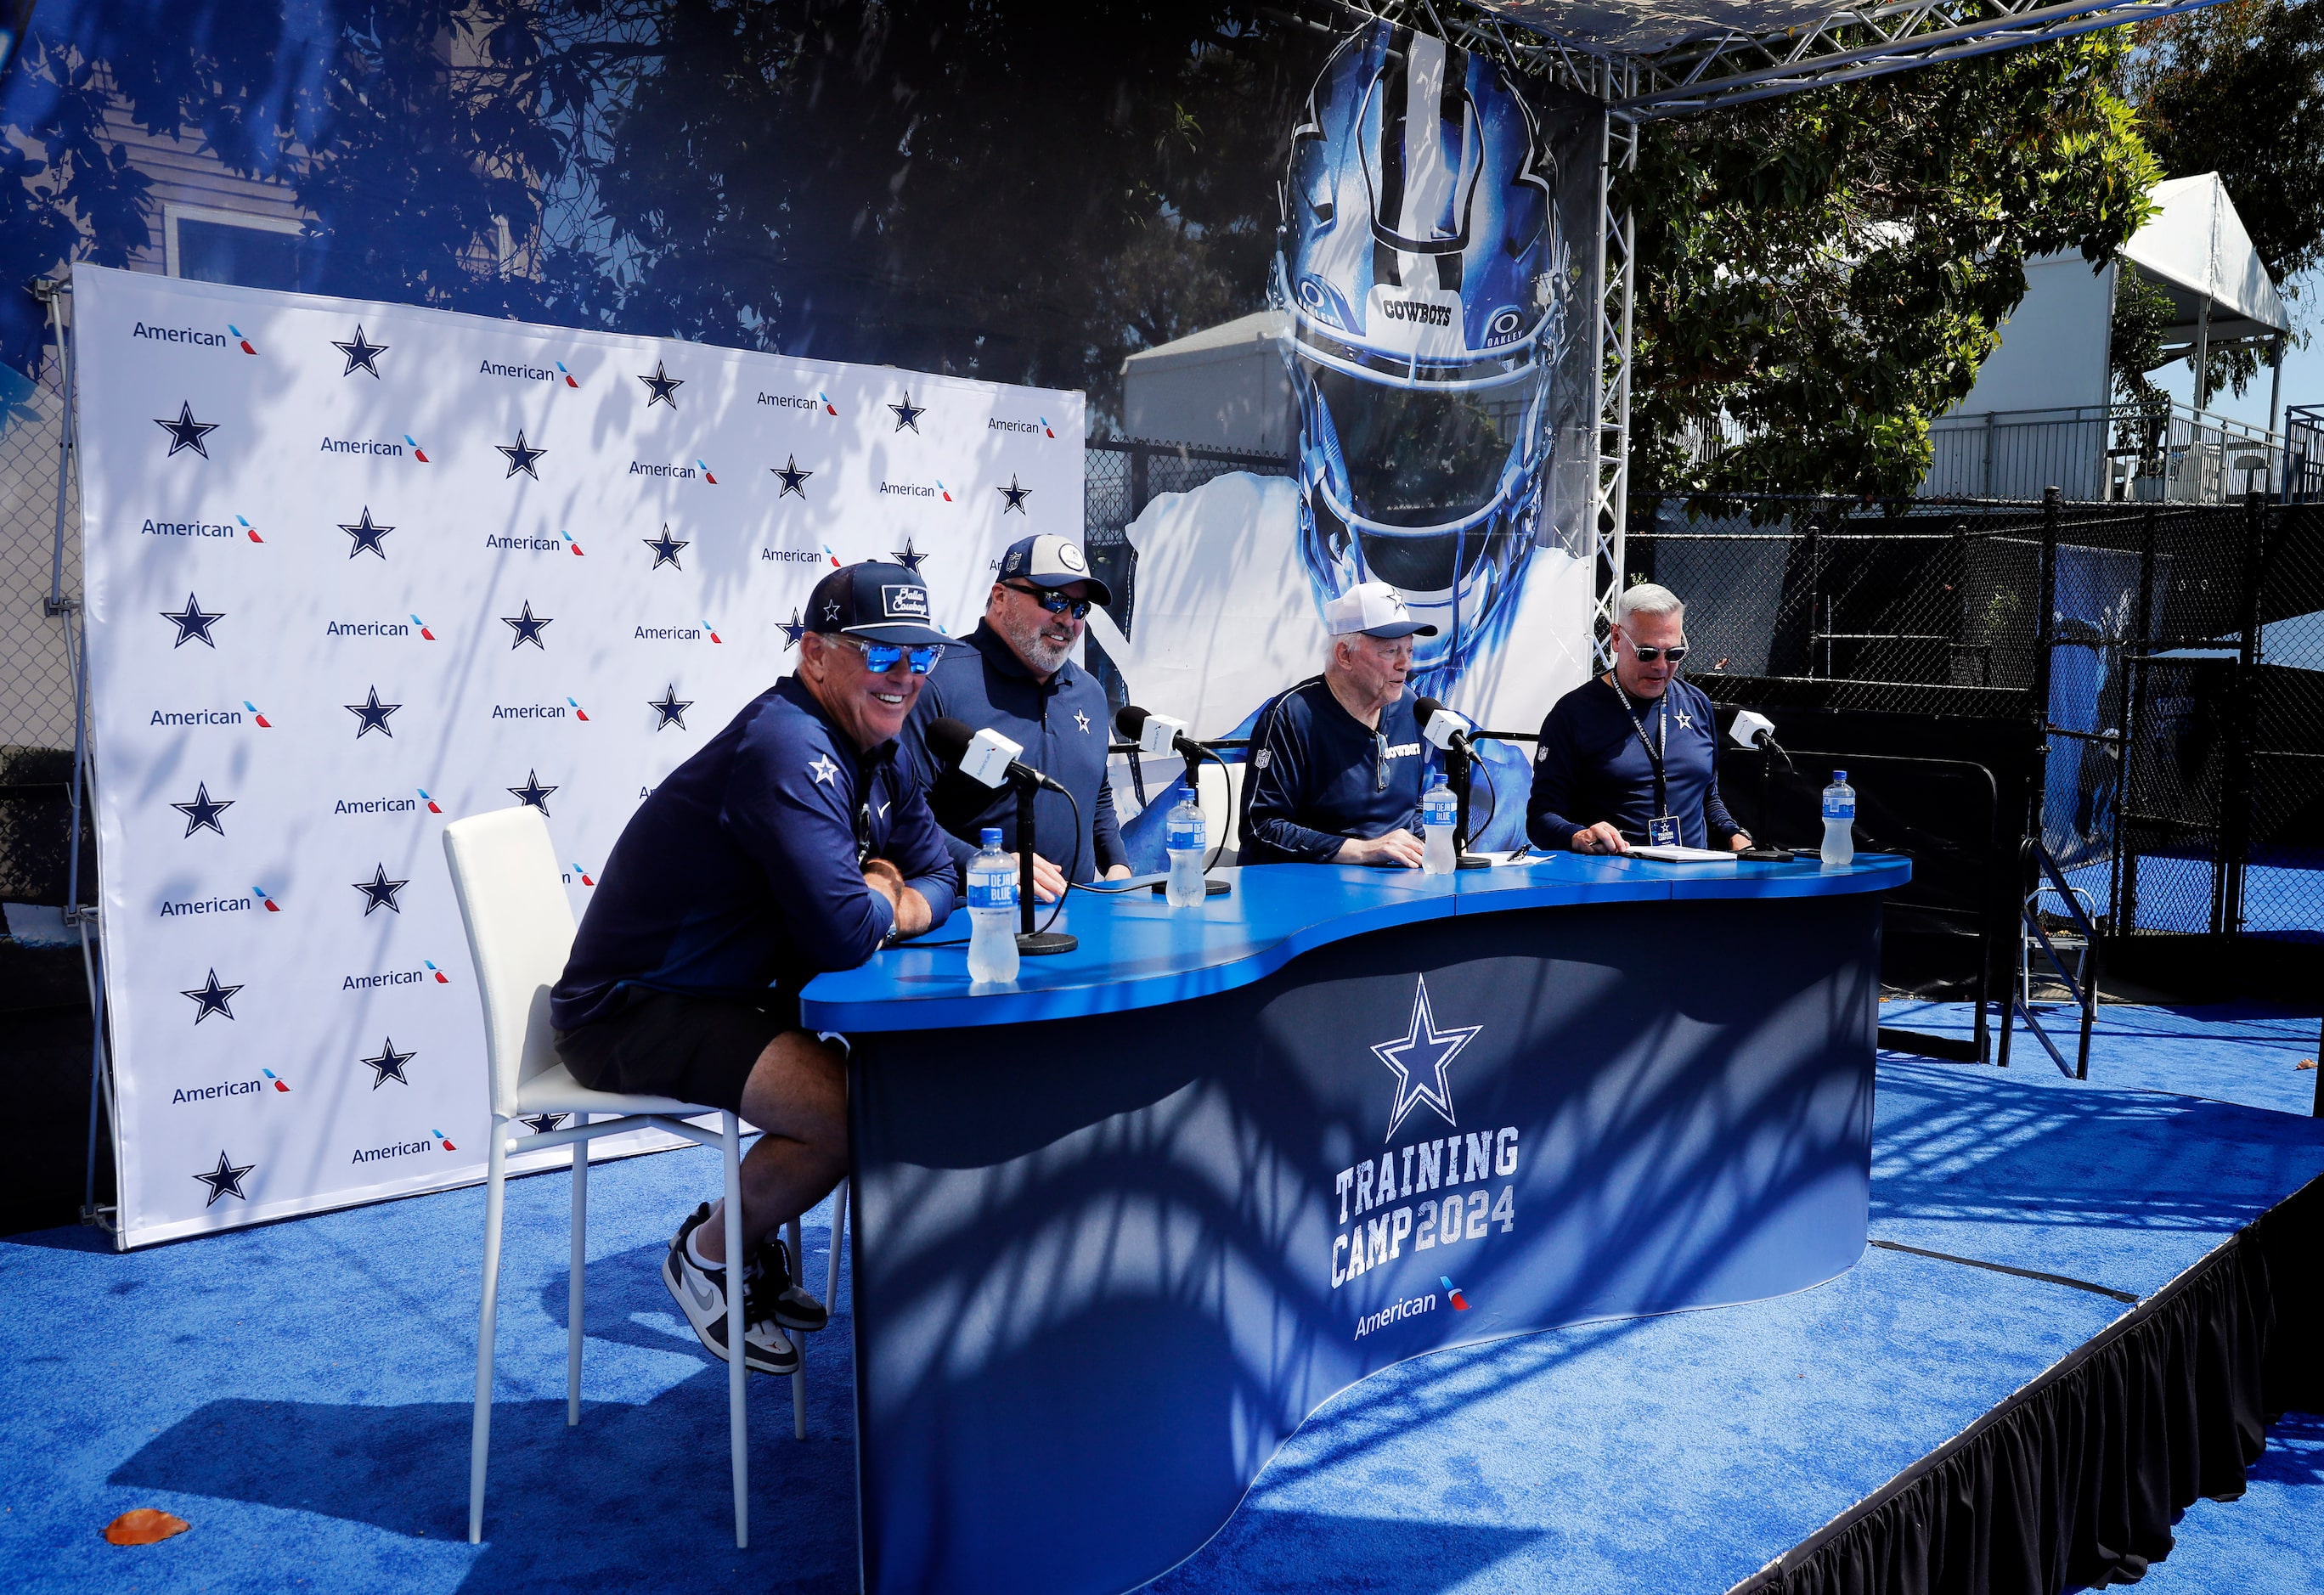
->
<box><xmin>643</xmin><ymin>526</ymin><xmax>689</xmax><ymax>570</ymax></box>
<box><xmin>351</xmin><ymin>864</ymin><xmax>409</xmax><ymax>916</ymax></box>
<box><xmin>333</xmin><ymin>325</ymin><xmax>389</xmax><ymax>377</ymax></box>
<box><xmin>497</xmin><ymin>431</ymin><xmax>547</xmax><ymax>479</ymax></box>
<box><xmin>181</xmin><ymin>967</ymin><xmax>244</xmax><ymax>1023</ymax></box>
<box><xmin>889</xmin><ymin>538</ymin><xmax>927</xmax><ymax>574</ymax></box>
<box><xmin>888</xmin><ymin>392</ymin><xmax>925</xmax><ymax>433</ymax></box>
<box><xmin>1371</xmin><ymin>975</ymin><xmax>1480</xmax><ymax>1140</ymax></box>
<box><xmin>501</xmin><ymin>601</ymin><xmax>553</xmax><ymax>651</ymax></box>
<box><xmin>637</xmin><ymin>359</ymin><xmax>684</xmax><ymax>409</ymax></box>
<box><xmin>772</xmin><ymin>455</ymin><xmax>812</xmax><ymax>498</ymax></box>
<box><xmin>778</xmin><ymin>609</ymin><xmax>807</xmax><ymax>648</ymax></box>
<box><xmin>650</xmin><ymin>685</ymin><xmax>693</xmax><ymax>731</ymax></box>
<box><xmin>508</xmin><ymin>769</ymin><xmax>558</xmax><ymax>813</ymax></box>
<box><xmin>340</xmin><ymin>507</ymin><xmax>395</xmax><ymax>560</ymax></box>
<box><xmin>155</xmin><ymin>402</ymin><xmax>220</xmax><ymax>458</ymax></box>
<box><xmin>359</xmin><ymin>1037</ymin><xmax>415</xmax><ymax>1088</ymax></box>
<box><xmin>998</xmin><ymin>475</ymin><xmax>1031</xmax><ymax>514</ymax></box>
<box><xmin>192</xmin><ymin>1149</ymin><xmax>256</xmax><ymax>1205</ymax></box>
<box><xmin>345</xmin><ymin>687</ymin><xmax>402</xmax><ymax>739</ymax></box>
<box><xmin>171</xmin><ymin>781</ymin><xmax>234</xmax><ymax>837</ymax></box>
<box><xmin>160</xmin><ymin>594</ymin><xmax>224</xmax><ymax>648</ymax></box>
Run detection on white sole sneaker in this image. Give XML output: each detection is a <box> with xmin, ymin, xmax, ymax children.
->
<box><xmin>663</xmin><ymin>1207</ymin><xmax>798</xmax><ymax>1377</ymax></box>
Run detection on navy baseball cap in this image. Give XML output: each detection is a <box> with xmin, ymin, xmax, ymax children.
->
<box><xmin>997</xmin><ymin>533</ymin><xmax>1114</xmax><ymax>608</ymax></box>
<box><xmin>807</xmin><ymin>561</ymin><xmax>950</xmax><ymax>646</ymax></box>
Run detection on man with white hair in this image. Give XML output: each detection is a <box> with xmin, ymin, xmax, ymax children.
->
<box><xmin>1526</xmin><ymin>583</ymin><xmax>1752</xmax><ymax>856</ymax></box>
<box><xmin>1238</xmin><ymin>582</ymin><xmax>1437</xmax><ymax>867</ymax></box>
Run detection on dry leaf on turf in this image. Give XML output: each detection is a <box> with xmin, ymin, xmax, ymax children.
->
<box><xmin>2299</xmin><ymin>1058</ymin><xmax>2317</xmax><ymax>1071</ymax></box>
<box><xmin>104</xmin><ymin>1509</ymin><xmax>189</xmax><ymax>1546</ymax></box>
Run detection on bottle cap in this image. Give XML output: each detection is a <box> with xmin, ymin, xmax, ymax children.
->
<box><xmin>980</xmin><ymin>826</ymin><xmax>1003</xmax><ymax>848</ymax></box>
<box><xmin>1833</xmin><ymin>769</ymin><xmax>1847</xmax><ymax>783</ymax></box>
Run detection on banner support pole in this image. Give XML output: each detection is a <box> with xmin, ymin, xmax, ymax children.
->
<box><xmin>1588</xmin><ymin>70</ymin><xmax>1639</xmax><ymax>671</ymax></box>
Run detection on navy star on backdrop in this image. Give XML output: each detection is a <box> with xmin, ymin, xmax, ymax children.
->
<box><xmin>1371</xmin><ymin>975</ymin><xmax>1480</xmax><ymax>1139</ymax></box>
<box><xmin>501</xmin><ymin>601</ymin><xmax>553</xmax><ymax>650</ymax></box>
<box><xmin>351</xmin><ymin>864</ymin><xmax>409</xmax><ymax>916</ymax></box>
<box><xmin>999</xmin><ymin>474</ymin><xmax>1032</xmax><ymax>513</ymax></box>
<box><xmin>181</xmin><ymin>968</ymin><xmax>244</xmax><ymax>1024</ymax></box>
<box><xmin>889</xmin><ymin>537</ymin><xmax>927</xmax><ymax>573</ymax></box>
<box><xmin>889</xmin><ymin>392</ymin><xmax>925</xmax><ymax>432</ymax></box>
<box><xmin>339</xmin><ymin>507</ymin><xmax>394</xmax><ymax>560</ymax></box>
<box><xmin>638</xmin><ymin>360</ymin><xmax>684</xmax><ymax>408</ymax></box>
<box><xmin>497</xmin><ymin>431</ymin><xmax>547</xmax><ymax>479</ymax></box>
<box><xmin>155</xmin><ymin>401</ymin><xmax>219</xmax><ymax>458</ymax></box>
<box><xmin>359</xmin><ymin>1037</ymin><xmax>415</xmax><ymax>1088</ymax></box>
<box><xmin>772</xmin><ymin>455</ymin><xmax>813</xmax><ymax>498</ymax></box>
<box><xmin>650</xmin><ymin>685</ymin><xmax>693</xmax><ymax>730</ymax></box>
<box><xmin>171</xmin><ymin>781</ymin><xmax>234</xmax><ymax>837</ymax></box>
<box><xmin>192</xmin><ymin>1150</ymin><xmax>255</xmax><ymax>1206</ymax></box>
<box><xmin>521</xmin><ymin>1113</ymin><xmax>570</xmax><ymax>1135</ymax></box>
<box><xmin>345</xmin><ymin>687</ymin><xmax>402</xmax><ymax>738</ymax></box>
<box><xmin>160</xmin><ymin>593</ymin><xmax>223</xmax><ymax>648</ymax></box>
<box><xmin>779</xmin><ymin>608</ymin><xmax>807</xmax><ymax>648</ymax></box>
<box><xmin>509</xmin><ymin>769</ymin><xmax>558</xmax><ymax>813</ymax></box>
<box><xmin>333</xmin><ymin>325</ymin><xmax>388</xmax><ymax>377</ymax></box>
<box><xmin>643</xmin><ymin>526</ymin><xmax>689</xmax><ymax>570</ymax></box>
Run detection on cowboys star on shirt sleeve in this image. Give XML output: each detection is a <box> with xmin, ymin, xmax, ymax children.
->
<box><xmin>721</xmin><ymin>715</ymin><xmax>898</xmax><ymax>970</ymax></box>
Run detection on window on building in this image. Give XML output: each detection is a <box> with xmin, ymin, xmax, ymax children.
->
<box><xmin>165</xmin><ymin>207</ymin><xmax>307</xmax><ymax>291</ymax></box>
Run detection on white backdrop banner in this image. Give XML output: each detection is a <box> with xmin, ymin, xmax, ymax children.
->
<box><xmin>71</xmin><ymin>266</ymin><xmax>1081</xmax><ymax>1247</ymax></box>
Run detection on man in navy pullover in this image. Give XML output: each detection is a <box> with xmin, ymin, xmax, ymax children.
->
<box><xmin>900</xmin><ymin>533</ymin><xmax>1132</xmax><ymax>899</ymax></box>
<box><xmin>1240</xmin><ymin>582</ymin><xmax>1437</xmax><ymax>867</ymax></box>
<box><xmin>552</xmin><ymin>561</ymin><xmax>956</xmax><ymax>1376</ymax></box>
<box><xmin>1526</xmin><ymin>583</ymin><xmax>1752</xmax><ymax>855</ymax></box>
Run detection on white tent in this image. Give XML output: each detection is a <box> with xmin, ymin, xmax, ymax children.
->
<box><xmin>2122</xmin><ymin>172</ymin><xmax>2290</xmax><ymax>358</ymax></box>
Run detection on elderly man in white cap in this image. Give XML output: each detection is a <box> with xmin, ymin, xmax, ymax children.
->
<box><xmin>1238</xmin><ymin>581</ymin><xmax>1439</xmax><ymax>867</ymax></box>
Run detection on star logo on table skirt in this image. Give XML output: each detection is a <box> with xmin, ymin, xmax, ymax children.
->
<box><xmin>509</xmin><ymin>769</ymin><xmax>558</xmax><ymax>813</ymax></box>
<box><xmin>643</xmin><ymin>526</ymin><xmax>689</xmax><ymax>570</ymax></box>
<box><xmin>160</xmin><ymin>593</ymin><xmax>224</xmax><ymax>648</ymax></box>
<box><xmin>501</xmin><ymin>601</ymin><xmax>553</xmax><ymax>650</ymax></box>
<box><xmin>637</xmin><ymin>359</ymin><xmax>684</xmax><ymax>409</ymax></box>
<box><xmin>772</xmin><ymin>454</ymin><xmax>813</xmax><ymax>498</ymax></box>
<box><xmin>807</xmin><ymin>755</ymin><xmax>838</xmax><ymax>786</ymax></box>
<box><xmin>340</xmin><ymin>507</ymin><xmax>395</xmax><ymax>560</ymax></box>
<box><xmin>345</xmin><ymin>687</ymin><xmax>402</xmax><ymax>739</ymax></box>
<box><xmin>998</xmin><ymin>474</ymin><xmax>1031</xmax><ymax>514</ymax></box>
<box><xmin>193</xmin><ymin>1150</ymin><xmax>255</xmax><ymax>1206</ymax></box>
<box><xmin>155</xmin><ymin>401</ymin><xmax>220</xmax><ymax>458</ymax></box>
<box><xmin>778</xmin><ymin>608</ymin><xmax>808</xmax><ymax>649</ymax></box>
<box><xmin>351</xmin><ymin>863</ymin><xmax>409</xmax><ymax>916</ymax></box>
<box><xmin>650</xmin><ymin>685</ymin><xmax>692</xmax><ymax>731</ymax></box>
<box><xmin>888</xmin><ymin>537</ymin><xmax>927</xmax><ymax>574</ymax></box>
<box><xmin>1371</xmin><ymin>975</ymin><xmax>1480</xmax><ymax>1141</ymax></box>
<box><xmin>1075</xmin><ymin>709</ymin><xmax>1091</xmax><ymax>734</ymax></box>
<box><xmin>888</xmin><ymin>392</ymin><xmax>924</xmax><ymax>433</ymax></box>
<box><xmin>171</xmin><ymin>781</ymin><xmax>234</xmax><ymax>837</ymax></box>
<box><xmin>497</xmin><ymin>431</ymin><xmax>547</xmax><ymax>479</ymax></box>
<box><xmin>333</xmin><ymin>325</ymin><xmax>389</xmax><ymax>378</ymax></box>
<box><xmin>521</xmin><ymin>1113</ymin><xmax>569</xmax><ymax>1135</ymax></box>
<box><xmin>181</xmin><ymin>968</ymin><xmax>244</xmax><ymax>1024</ymax></box>
<box><xmin>359</xmin><ymin>1036</ymin><xmax>415</xmax><ymax>1088</ymax></box>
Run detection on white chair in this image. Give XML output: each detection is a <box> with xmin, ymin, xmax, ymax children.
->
<box><xmin>444</xmin><ymin>804</ymin><xmax>807</xmax><ymax>1549</ymax></box>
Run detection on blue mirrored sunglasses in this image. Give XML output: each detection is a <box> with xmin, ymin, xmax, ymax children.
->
<box><xmin>843</xmin><ymin>637</ymin><xmax>943</xmax><ymax>675</ymax></box>
<box><xmin>1005</xmin><ymin>581</ymin><xmax>1093</xmax><ymax>619</ymax></box>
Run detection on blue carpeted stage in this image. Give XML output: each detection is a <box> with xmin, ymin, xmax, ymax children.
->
<box><xmin>3</xmin><ymin>1000</ymin><xmax>2318</xmax><ymax>1594</ymax></box>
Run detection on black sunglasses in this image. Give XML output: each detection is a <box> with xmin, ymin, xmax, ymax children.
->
<box><xmin>1632</xmin><ymin>644</ymin><xmax>1689</xmax><ymax>664</ymax></box>
<box><xmin>1004</xmin><ymin>582</ymin><xmax>1092</xmax><ymax>620</ymax></box>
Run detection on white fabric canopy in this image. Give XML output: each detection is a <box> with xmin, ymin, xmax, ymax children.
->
<box><xmin>2118</xmin><ymin>173</ymin><xmax>2286</xmax><ymax>339</ymax></box>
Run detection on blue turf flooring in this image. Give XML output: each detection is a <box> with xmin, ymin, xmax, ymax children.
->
<box><xmin>3</xmin><ymin>1001</ymin><xmax>2319</xmax><ymax>1593</ymax></box>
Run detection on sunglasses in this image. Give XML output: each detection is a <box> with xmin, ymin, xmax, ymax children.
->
<box><xmin>1631</xmin><ymin>644</ymin><xmax>1689</xmax><ymax>664</ymax></box>
<box><xmin>1004</xmin><ymin>582</ymin><xmax>1093</xmax><ymax>620</ymax></box>
<box><xmin>837</xmin><ymin>636</ymin><xmax>942</xmax><ymax>675</ymax></box>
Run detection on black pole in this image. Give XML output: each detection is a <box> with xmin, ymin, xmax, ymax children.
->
<box><xmin>1013</xmin><ymin>780</ymin><xmax>1075</xmax><ymax>955</ymax></box>
<box><xmin>2313</xmin><ymin>1012</ymin><xmax>2321</xmax><ymax>1119</ymax></box>
<box><xmin>2118</xmin><ymin>499</ymin><xmax>2158</xmax><ymax>940</ymax></box>
<box><xmin>1447</xmin><ymin>742</ymin><xmax>1487</xmax><ymax>868</ymax></box>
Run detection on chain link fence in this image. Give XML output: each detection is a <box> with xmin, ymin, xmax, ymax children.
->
<box><xmin>1</xmin><ymin>358</ymin><xmax>79</xmax><ymax>753</ymax></box>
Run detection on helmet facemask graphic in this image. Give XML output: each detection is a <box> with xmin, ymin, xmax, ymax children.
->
<box><xmin>1275</xmin><ymin>22</ymin><xmax>1570</xmax><ymax>680</ymax></box>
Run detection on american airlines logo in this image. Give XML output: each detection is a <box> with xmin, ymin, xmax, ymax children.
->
<box><xmin>1379</xmin><ymin>299</ymin><xmax>1452</xmax><ymax>327</ymax></box>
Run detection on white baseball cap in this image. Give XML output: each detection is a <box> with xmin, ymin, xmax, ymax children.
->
<box><xmin>1324</xmin><ymin>581</ymin><xmax>1438</xmax><ymax>640</ymax></box>
<box><xmin>998</xmin><ymin>533</ymin><xmax>1114</xmax><ymax>607</ymax></box>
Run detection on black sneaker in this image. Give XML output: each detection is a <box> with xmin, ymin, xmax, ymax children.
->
<box><xmin>752</xmin><ymin>1233</ymin><xmax>831</xmax><ymax>1333</ymax></box>
<box><xmin>663</xmin><ymin>1203</ymin><xmax>798</xmax><ymax>1376</ymax></box>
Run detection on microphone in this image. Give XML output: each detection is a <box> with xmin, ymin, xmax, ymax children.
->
<box><xmin>923</xmin><ymin>717</ymin><xmax>1066</xmax><ymax>794</ymax></box>
<box><xmin>1412</xmin><ymin>697</ymin><xmax>1475</xmax><ymax>754</ymax></box>
<box><xmin>1728</xmin><ymin>708</ymin><xmax>1794</xmax><ymax>772</ymax></box>
<box><xmin>1114</xmin><ymin>704</ymin><xmax>1204</xmax><ymax>761</ymax></box>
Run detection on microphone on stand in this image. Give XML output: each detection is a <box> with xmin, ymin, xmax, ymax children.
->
<box><xmin>1413</xmin><ymin>697</ymin><xmax>1490</xmax><ymax>870</ymax></box>
<box><xmin>1113</xmin><ymin>704</ymin><xmax>1232</xmax><ymax>897</ymax></box>
<box><xmin>922</xmin><ymin>717</ymin><xmax>1077</xmax><ymax>953</ymax></box>
<box><xmin>1724</xmin><ymin>709</ymin><xmax>1797</xmax><ymax>862</ymax></box>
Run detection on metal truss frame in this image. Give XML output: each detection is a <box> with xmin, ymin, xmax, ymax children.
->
<box><xmin>1589</xmin><ymin>95</ymin><xmax>1639</xmax><ymax>671</ymax></box>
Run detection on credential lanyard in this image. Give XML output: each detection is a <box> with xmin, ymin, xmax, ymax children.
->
<box><xmin>1607</xmin><ymin>677</ymin><xmax>1668</xmax><ymax>818</ymax></box>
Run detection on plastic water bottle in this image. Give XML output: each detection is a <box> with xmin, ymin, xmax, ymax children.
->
<box><xmin>1165</xmin><ymin>794</ymin><xmax>1208</xmax><ymax>908</ymax></box>
<box><xmin>1420</xmin><ymin>779</ymin><xmax>1458</xmax><ymax>874</ymax></box>
<box><xmin>1820</xmin><ymin>770</ymin><xmax>1857</xmax><ymax>867</ymax></box>
<box><xmin>966</xmin><ymin>827</ymin><xmax>1020</xmax><ymax>983</ymax></box>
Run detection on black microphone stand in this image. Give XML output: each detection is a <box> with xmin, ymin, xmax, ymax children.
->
<box><xmin>1445</xmin><ymin>740</ymin><xmax>1490</xmax><ymax>870</ymax></box>
<box><xmin>1013</xmin><ymin>777</ymin><xmax>1077</xmax><ymax>955</ymax></box>
<box><xmin>1159</xmin><ymin>744</ymin><xmax>1232</xmax><ymax>898</ymax></box>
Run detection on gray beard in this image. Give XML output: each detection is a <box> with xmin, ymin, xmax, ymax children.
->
<box><xmin>1000</xmin><ymin>610</ymin><xmax>1073</xmax><ymax>675</ymax></box>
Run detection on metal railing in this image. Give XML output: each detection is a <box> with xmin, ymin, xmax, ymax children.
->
<box><xmin>1924</xmin><ymin>401</ymin><xmax>2286</xmax><ymax>505</ymax></box>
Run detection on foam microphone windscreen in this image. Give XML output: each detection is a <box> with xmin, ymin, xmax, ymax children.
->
<box><xmin>1114</xmin><ymin>704</ymin><xmax>1149</xmax><ymax>741</ymax></box>
<box><xmin>923</xmin><ymin>716</ymin><xmax>974</xmax><ymax>769</ymax></box>
<box><xmin>1412</xmin><ymin>696</ymin><xmax>1447</xmax><ymax>730</ymax></box>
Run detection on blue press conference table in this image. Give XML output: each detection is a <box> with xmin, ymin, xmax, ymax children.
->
<box><xmin>801</xmin><ymin>853</ymin><xmax>1910</xmax><ymax>1595</ymax></box>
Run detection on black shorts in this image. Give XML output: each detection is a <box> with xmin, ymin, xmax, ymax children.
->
<box><xmin>554</xmin><ymin>988</ymin><xmax>799</xmax><ymax>1115</ymax></box>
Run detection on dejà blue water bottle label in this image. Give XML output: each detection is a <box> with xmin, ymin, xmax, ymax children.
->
<box><xmin>1423</xmin><ymin>789</ymin><xmax>1456</xmax><ymax>825</ymax></box>
<box><xmin>1166</xmin><ymin>817</ymin><xmax>1205</xmax><ymax>851</ymax></box>
<box><xmin>968</xmin><ymin>874</ymin><xmax>1015</xmax><ymax>910</ymax></box>
<box><xmin>1823</xmin><ymin>792</ymin><xmax>1855</xmax><ymax>820</ymax></box>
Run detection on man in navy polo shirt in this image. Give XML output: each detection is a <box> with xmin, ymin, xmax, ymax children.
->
<box><xmin>1526</xmin><ymin>582</ymin><xmax>1752</xmax><ymax>855</ymax></box>
<box><xmin>900</xmin><ymin>533</ymin><xmax>1133</xmax><ymax>900</ymax></box>
<box><xmin>1239</xmin><ymin>582</ymin><xmax>1436</xmax><ymax>867</ymax></box>
<box><xmin>551</xmin><ymin>561</ymin><xmax>957</xmax><ymax>1378</ymax></box>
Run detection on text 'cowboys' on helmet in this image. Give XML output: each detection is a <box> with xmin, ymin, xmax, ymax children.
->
<box><xmin>1274</xmin><ymin>21</ymin><xmax>1572</xmax><ymax>676</ymax></box>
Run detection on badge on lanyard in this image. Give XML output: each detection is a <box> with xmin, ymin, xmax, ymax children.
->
<box><xmin>1648</xmin><ymin>814</ymin><xmax>1679</xmax><ymax>847</ymax></box>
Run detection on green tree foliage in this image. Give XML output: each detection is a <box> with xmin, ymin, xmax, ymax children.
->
<box><xmin>1623</xmin><ymin>32</ymin><xmax>2159</xmax><ymax>500</ymax></box>
<box><xmin>2124</xmin><ymin>0</ymin><xmax>2324</xmax><ymax>403</ymax></box>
